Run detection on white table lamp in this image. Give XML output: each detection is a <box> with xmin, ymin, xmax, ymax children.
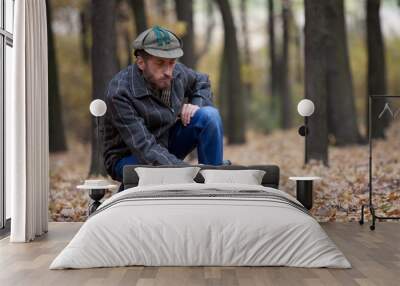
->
<box><xmin>297</xmin><ymin>99</ymin><xmax>315</xmax><ymax>165</ymax></box>
<box><xmin>89</xmin><ymin>99</ymin><xmax>107</xmax><ymax>174</ymax></box>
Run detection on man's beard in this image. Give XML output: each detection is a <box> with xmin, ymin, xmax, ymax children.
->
<box><xmin>142</xmin><ymin>69</ymin><xmax>172</xmax><ymax>91</ymax></box>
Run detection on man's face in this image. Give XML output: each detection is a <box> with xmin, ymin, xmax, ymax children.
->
<box><xmin>137</xmin><ymin>55</ymin><xmax>177</xmax><ymax>90</ymax></box>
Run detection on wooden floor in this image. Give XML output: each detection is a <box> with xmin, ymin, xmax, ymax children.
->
<box><xmin>0</xmin><ymin>222</ymin><xmax>399</xmax><ymax>286</ymax></box>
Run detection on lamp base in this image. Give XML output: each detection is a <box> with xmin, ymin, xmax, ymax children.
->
<box><xmin>298</xmin><ymin>125</ymin><xmax>309</xmax><ymax>136</ymax></box>
<box><xmin>296</xmin><ymin>180</ymin><xmax>313</xmax><ymax>210</ymax></box>
<box><xmin>88</xmin><ymin>188</ymin><xmax>106</xmax><ymax>215</ymax></box>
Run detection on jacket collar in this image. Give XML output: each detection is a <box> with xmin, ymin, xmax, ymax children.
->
<box><xmin>130</xmin><ymin>64</ymin><xmax>181</xmax><ymax>98</ymax></box>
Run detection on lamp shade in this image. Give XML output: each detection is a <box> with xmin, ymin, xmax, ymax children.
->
<box><xmin>297</xmin><ymin>99</ymin><xmax>315</xmax><ymax>117</ymax></box>
<box><xmin>89</xmin><ymin>99</ymin><xmax>107</xmax><ymax>117</ymax></box>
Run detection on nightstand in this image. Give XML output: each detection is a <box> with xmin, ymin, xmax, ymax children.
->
<box><xmin>77</xmin><ymin>180</ymin><xmax>118</xmax><ymax>215</ymax></box>
<box><xmin>289</xmin><ymin>176</ymin><xmax>321</xmax><ymax>210</ymax></box>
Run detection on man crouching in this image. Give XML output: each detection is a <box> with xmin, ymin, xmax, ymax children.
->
<box><xmin>103</xmin><ymin>26</ymin><xmax>225</xmax><ymax>188</ymax></box>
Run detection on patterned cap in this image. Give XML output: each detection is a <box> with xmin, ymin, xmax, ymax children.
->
<box><xmin>132</xmin><ymin>26</ymin><xmax>184</xmax><ymax>59</ymax></box>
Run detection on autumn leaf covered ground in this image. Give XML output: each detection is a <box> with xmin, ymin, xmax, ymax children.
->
<box><xmin>49</xmin><ymin>120</ymin><xmax>400</xmax><ymax>222</ymax></box>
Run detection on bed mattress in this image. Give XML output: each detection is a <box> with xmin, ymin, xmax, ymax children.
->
<box><xmin>50</xmin><ymin>183</ymin><xmax>351</xmax><ymax>269</ymax></box>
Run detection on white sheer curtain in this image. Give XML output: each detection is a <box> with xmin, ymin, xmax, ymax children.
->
<box><xmin>7</xmin><ymin>0</ymin><xmax>49</xmax><ymax>242</ymax></box>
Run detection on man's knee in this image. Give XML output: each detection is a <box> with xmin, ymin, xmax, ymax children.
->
<box><xmin>195</xmin><ymin>106</ymin><xmax>222</xmax><ymax>124</ymax></box>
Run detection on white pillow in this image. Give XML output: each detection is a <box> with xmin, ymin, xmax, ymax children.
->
<box><xmin>135</xmin><ymin>167</ymin><xmax>201</xmax><ymax>186</ymax></box>
<box><xmin>200</xmin><ymin>169</ymin><xmax>266</xmax><ymax>185</ymax></box>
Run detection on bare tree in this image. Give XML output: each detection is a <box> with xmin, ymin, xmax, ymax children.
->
<box><xmin>175</xmin><ymin>0</ymin><xmax>196</xmax><ymax>68</ymax></box>
<box><xmin>217</xmin><ymin>51</ymin><xmax>228</xmax><ymax>132</ymax></box>
<box><xmin>175</xmin><ymin>0</ymin><xmax>216</xmax><ymax>68</ymax></box>
<box><xmin>305</xmin><ymin>0</ymin><xmax>362</xmax><ymax>165</ymax></box>
<box><xmin>304</xmin><ymin>0</ymin><xmax>329</xmax><ymax>165</ymax></box>
<box><xmin>89</xmin><ymin>0</ymin><xmax>118</xmax><ymax>176</ymax></box>
<box><xmin>215</xmin><ymin>0</ymin><xmax>245</xmax><ymax>144</ymax></box>
<box><xmin>240</xmin><ymin>0</ymin><xmax>252</xmax><ymax>128</ymax></box>
<box><xmin>267</xmin><ymin>0</ymin><xmax>280</xmax><ymax>132</ymax></box>
<box><xmin>46</xmin><ymin>0</ymin><xmax>67</xmax><ymax>153</ymax></box>
<box><xmin>129</xmin><ymin>0</ymin><xmax>148</xmax><ymax>34</ymax></box>
<box><xmin>280</xmin><ymin>0</ymin><xmax>292</xmax><ymax>129</ymax></box>
<box><xmin>116</xmin><ymin>0</ymin><xmax>133</xmax><ymax>68</ymax></box>
<box><xmin>267</xmin><ymin>0</ymin><xmax>277</xmax><ymax>99</ymax></box>
<box><xmin>79</xmin><ymin>2</ymin><xmax>90</xmax><ymax>64</ymax></box>
<box><xmin>292</xmin><ymin>7</ymin><xmax>303</xmax><ymax>85</ymax></box>
<box><xmin>366</xmin><ymin>0</ymin><xmax>390</xmax><ymax>138</ymax></box>
<box><xmin>325</xmin><ymin>0</ymin><xmax>360</xmax><ymax>146</ymax></box>
<box><xmin>195</xmin><ymin>0</ymin><xmax>216</xmax><ymax>64</ymax></box>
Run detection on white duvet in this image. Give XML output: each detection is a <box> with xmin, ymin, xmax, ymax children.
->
<box><xmin>50</xmin><ymin>183</ymin><xmax>351</xmax><ymax>269</ymax></box>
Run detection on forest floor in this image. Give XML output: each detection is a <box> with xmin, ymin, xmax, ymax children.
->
<box><xmin>49</xmin><ymin>120</ymin><xmax>400</xmax><ymax>222</ymax></box>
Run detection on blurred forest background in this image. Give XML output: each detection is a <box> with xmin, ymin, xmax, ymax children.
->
<box><xmin>48</xmin><ymin>0</ymin><xmax>400</xmax><ymax>222</ymax></box>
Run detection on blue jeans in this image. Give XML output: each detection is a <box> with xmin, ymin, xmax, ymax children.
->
<box><xmin>113</xmin><ymin>106</ymin><xmax>224</xmax><ymax>182</ymax></box>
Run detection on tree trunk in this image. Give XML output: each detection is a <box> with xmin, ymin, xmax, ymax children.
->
<box><xmin>366</xmin><ymin>0</ymin><xmax>389</xmax><ymax>139</ymax></box>
<box><xmin>46</xmin><ymin>0</ymin><xmax>67</xmax><ymax>153</ymax></box>
<box><xmin>267</xmin><ymin>0</ymin><xmax>278</xmax><ymax>100</ymax></box>
<box><xmin>292</xmin><ymin>8</ymin><xmax>303</xmax><ymax>85</ymax></box>
<box><xmin>125</xmin><ymin>30</ymin><xmax>132</xmax><ymax>66</ymax></box>
<box><xmin>79</xmin><ymin>6</ymin><xmax>90</xmax><ymax>64</ymax></box>
<box><xmin>116</xmin><ymin>0</ymin><xmax>132</xmax><ymax>68</ymax></box>
<box><xmin>217</xmin><ymin>51</ymin><xmax>229</xmax><ymax>129</ymax></box>
<box><xmin>267</xmin><ymin>0</ymin><xmax>280</xmax><ymax>132</ymax></box>
<box><xmin>304</xmin><ymin>0</ymin><xmax>329</xmax><ymax>165</ymax></box>
<box><xmin>175</xmin><ymin>0</ymin><xmax>197</xmax><ymax>160</ymax></box>
<box><xmin>215</xmin><ymin>0</ymin><xmax>245</xmax><ymax>144</ymax></box>
<box><xmin>240</xmin><ymin>0</ymin><xmax>252</xmax><ymax>128</ymax></box>
<box><xmin>90</xmin><ymin>0</ymin><xmax>118</xmax><ymax>176</ymax></box>
<box><xmin>175</xmin><ymin>0</ymin><xmax>196</xmax><ymax>69</ymax></box>
<box><xmin>280</xmin><ymin>0</ymin><xmax>292</xmax><ymax>129</ymax></box>
<box><xmin>325</xmin><ymin>0</ymin><xmax>360</xmax><ymax>145</ymax></box>
<box><xmin>130</xmin><ymin>0</ymin><xmax>147</xmax><ymax>34</ymax></box>
<box><xmin>195</xmin><ymin>0</ymin><xmax>215</xmax><ymax>65</ymax></box>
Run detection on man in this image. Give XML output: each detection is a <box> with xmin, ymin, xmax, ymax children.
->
<box><xmin>103</xmin><ymin>26</ymin><xmax>225</xmax><ymax>185</ymax></box>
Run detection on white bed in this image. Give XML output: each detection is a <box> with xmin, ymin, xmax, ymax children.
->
<box><xmin>50</xmin><ymin>183</ymin><xmax>351</xmax><ymax>269</ymax></box>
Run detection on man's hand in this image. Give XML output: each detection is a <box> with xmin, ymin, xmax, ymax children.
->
<box><xmin>180</xmin><ymin>103</ymin><xmax>200</xmax><ymax>126</ymax></box>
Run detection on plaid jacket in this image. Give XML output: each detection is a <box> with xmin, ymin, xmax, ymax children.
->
<box><xmin>103</xmin><ymin>63</ymin><xmax>214</xmax><ymax>179</ymax></box>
